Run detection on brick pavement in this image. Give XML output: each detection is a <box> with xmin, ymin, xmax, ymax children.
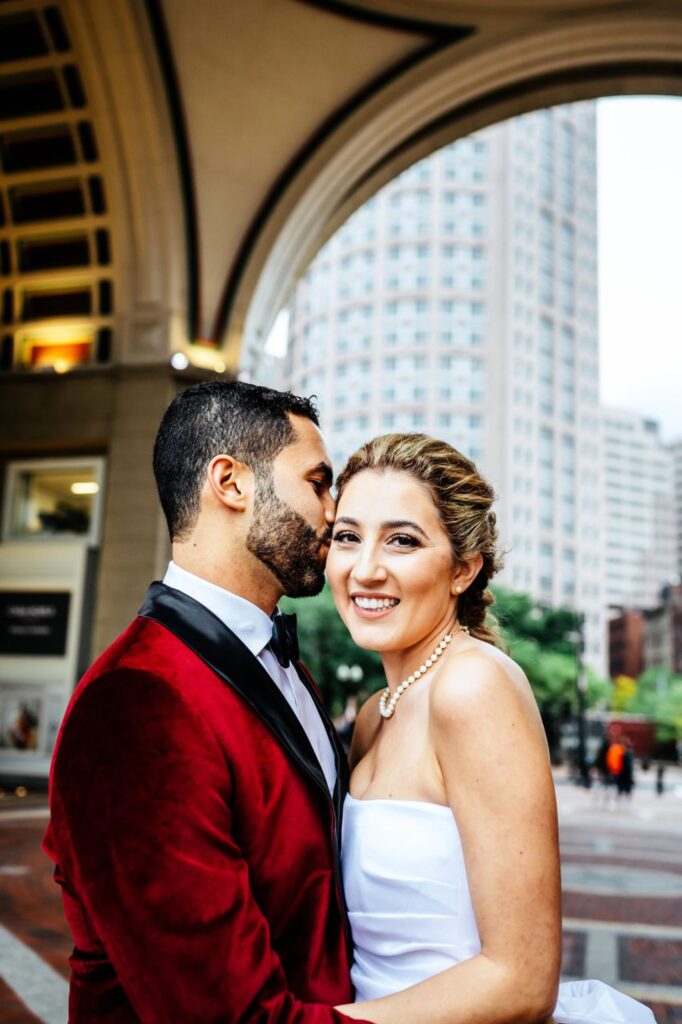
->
<box><xmin>555</xmin><ymin>766</ymin><xmax>682</xmax><ymax>1021</ymax></box>
<box><xmin>0</xmin><ymin>771</ymin><xmax>680</xmax><ymax>1022</ymax></box>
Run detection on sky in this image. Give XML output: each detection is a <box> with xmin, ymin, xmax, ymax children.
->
<box><xmin>268</xmin><ymin>96</ymin><xmax>682</xmax><ymax>442</ymax></box>
<box><xmin>597</xmin><ymin>96</ymin><xmax>682</xmax><ymax>442</ymax></box>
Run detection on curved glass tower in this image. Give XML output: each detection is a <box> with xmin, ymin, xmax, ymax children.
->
<box><xmin>282</xmin><ymin>104</ymin><xmax>605</xmax><ymax>671</ymax></box>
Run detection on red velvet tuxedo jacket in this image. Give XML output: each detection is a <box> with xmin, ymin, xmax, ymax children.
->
<box><xmin>44</xmin><ymin>583</ymin><xmax>366</xmax><ymax>1023</ymax></box>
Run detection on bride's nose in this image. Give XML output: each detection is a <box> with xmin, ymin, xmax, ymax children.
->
<box><xmin>350</xmin><ymin>544</ymin><xmax>388</xmax><ymax>585</ymax></box>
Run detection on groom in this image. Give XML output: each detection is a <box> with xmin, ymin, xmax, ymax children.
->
<box><xmin>44</xmin><ymin>381</ymin><xmax>367</xmax><ymax>1022</ymax></box>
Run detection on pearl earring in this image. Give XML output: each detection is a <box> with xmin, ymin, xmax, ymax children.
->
<box><xmin>455</xmin><ymin>585</ymin><xmax>462</xmax><ymax>594</ymax></box>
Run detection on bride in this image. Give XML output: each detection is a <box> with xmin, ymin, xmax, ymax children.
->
<box><xmin>325</xmin><ymin>433</ymin><xmax>655</xmax><ymax>1024</ymax></box>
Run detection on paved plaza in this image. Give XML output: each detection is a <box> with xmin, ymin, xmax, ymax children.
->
<box><xmin>0</xmin><ymin>768</ymin><xmax>680</xmax><ymax>1023</ymax></box>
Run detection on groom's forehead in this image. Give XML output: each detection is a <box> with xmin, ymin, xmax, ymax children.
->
<box><xmin>280</xmin><ymin>414</ymin><xmax>332</xmax><ymax>470</ymax></box>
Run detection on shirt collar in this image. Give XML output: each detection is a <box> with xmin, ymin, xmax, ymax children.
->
<box><xmin>162</xmin><ymin>561</ymin><xmax>274</xmax><ymax>658</ymax></box>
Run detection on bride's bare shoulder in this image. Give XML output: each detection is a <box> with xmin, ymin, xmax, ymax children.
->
<box><xmin>429</xmin><ymin>639</ymin><xmax>539</xmax><ymax>727</ymax></box>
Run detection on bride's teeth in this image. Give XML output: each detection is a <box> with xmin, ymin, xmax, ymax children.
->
<box><xmin>353</xmin><ymin>596</ymin><xmax>399</xmax><ymax>610</ymax></box>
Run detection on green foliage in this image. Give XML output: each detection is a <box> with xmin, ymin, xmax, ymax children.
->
<box><xmin>491</xmin><ymin>586</ymin><xmax>611</xmax><ymax>712</ymax></box>
<box><xmin>281</xmin><ymin>585</ymin><xmax>384</xmax><ymax>715</ymax></box>
<box><xmin>612</xmin><ymin>675</ymin><xmax>637</xmax><ymax>713</ymax></box>
<box><xmin>618</xmin><ymin>668</ymin><xmax>682</xmax><ymax>741</ymax></box>
<box><xmin>586</xmin><ymin>670</ymin><xmax>611</xmax><ymax>709</ymax></box>
<box><xmin>492</xmin><ymin>587</ymin><xmax>582</xmax><ymax>657</ymax></box>
<box><xmin>503</xmin><ymin>637</ymin><xmax>578</xmax><ymax>708</ymax></box>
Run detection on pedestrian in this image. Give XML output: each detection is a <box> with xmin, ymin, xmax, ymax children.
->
<box><xmin>605</xmin><ymin>735</ymin><xmax>625</xmax><ymax>807</ymax></box>
<box><xmin>617</xmin><ymin>737</ymin><xmax>635</xmax><ymax>799</ymax></box>
<box><xmin>593</xmin><ymin>733</ymin><xmax>611</xmax><ymax>804</ymax></box>
<box><xmin>656</xmin><ymin>762</ymin><xmax>665</xmax><ymax>795</ymax></box>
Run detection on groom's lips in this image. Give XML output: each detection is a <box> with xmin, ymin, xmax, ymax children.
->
<box><xmin>350</xmin><ymin>593</ymin><xmax>400</xmax><ymax>620</ymax></box>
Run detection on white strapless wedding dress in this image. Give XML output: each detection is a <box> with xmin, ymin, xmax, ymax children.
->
<box><xmin>342</xmin><ymin>795</ymin><xmax>655</xmax><ymax>1023</ymax></box>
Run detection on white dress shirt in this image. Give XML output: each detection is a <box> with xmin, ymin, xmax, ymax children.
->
<box><xmin>163</xmin><ymin>561</ymin><xmax>337</xmax><ymax>795</ymax></box>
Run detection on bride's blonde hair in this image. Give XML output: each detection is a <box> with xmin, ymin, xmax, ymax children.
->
<box><xmin>335</xmin><ymin>433</ymin><xmax>502</xmax><ymax>646</ymax></box>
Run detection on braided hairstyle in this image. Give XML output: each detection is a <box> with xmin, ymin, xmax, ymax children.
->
<box><xmin>335</xmin><ymin>433</ymin><xmax>503</xmax><ymax>646</ymax></box>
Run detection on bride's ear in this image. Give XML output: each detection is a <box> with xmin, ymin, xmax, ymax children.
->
<box><xmin>450</xmin><ymin>552</ymin><xmax>483</xmax><ymax>596</ymax></box>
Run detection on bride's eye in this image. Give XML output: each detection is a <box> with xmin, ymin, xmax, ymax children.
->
<box><xmin>388</xmin><ymin>533</ymin><xmax>420</xmax><ymax>548</ymax></box>
<box><xmin>332</xmin><ymin>530</ymin><xmax>360</xmax><ymax>544</ymax></box>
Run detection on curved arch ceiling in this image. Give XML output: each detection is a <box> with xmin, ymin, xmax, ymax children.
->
<box><xmin>152</xmin><ymin>0</ymin><xmax>682</xmax><ymax>373</ymax></box>
<box><xmin>320</xmin><ymin>0</ymin><xmax>633</xmax><ymax>25</ymax></box>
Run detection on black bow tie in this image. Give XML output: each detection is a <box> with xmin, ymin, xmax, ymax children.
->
<box><xmin>269</xmin><ymin>611</ymin><xmax>299</xmax><ymax>668</ymax></box>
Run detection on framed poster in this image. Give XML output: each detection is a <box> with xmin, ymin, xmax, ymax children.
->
<box><xmin>0</xmin><ymin>591</ymin><xmax>71</xmax><ymax>656</ymax></box>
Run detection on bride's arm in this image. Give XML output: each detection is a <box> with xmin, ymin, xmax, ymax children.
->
<box><xmin>337</xmin><ymin>651</ymin><xmax>562</xmax><ymax>1024</ymax></box>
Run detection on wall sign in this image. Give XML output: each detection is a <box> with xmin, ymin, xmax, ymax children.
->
<box><xmin>0</xmin><ymin>591</ymin><xmax>70</xmax><ymax>656</ymax></box>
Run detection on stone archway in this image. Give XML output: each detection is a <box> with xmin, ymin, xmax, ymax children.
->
<box><xmin>229</xmin><ymin>10</ymin><xmax>682</xmax><ymax>375</ymax></box>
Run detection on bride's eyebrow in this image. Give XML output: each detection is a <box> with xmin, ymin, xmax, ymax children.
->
<box><xmin>381</xmin><ymin>519</ymin><xmax>428</xmax><ymax>539</ymax></box>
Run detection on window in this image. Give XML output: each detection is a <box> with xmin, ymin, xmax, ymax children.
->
<box><xmin>3</xmin><ymin>457</ymin><xmax>105</xmax><ymax>544</ymax></box>
<box><xmin>0</xmin><ymin>69</ymin><xmax>64</xmax><ymax>120</ymax></box>
<box><xmin>22</xmin><ymin>285</ymin><xmax>92</xmax><ymax>320</ymax></box>
<box><xmin>9</xmin><ymin>180</ymin><xmax>85</xmax><ymax>222</ymax></box>
<box><xmin>18</xmin><ymin>234</ymin><xmax>90</xmax><ymax>271</ymax></box>
<box><xmin>0</xmin><ymin>12</ymin><xmax>49</xmax><ymax>62</ymax></box>
<box><xmin>0</xmin><ymin>125</ymin><xmax>76</xmax><ymax>173</ymax></box>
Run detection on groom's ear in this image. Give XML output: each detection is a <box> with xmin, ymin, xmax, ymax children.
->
<box><xmin>206</xmin><ymin>454</ymin><xmax>254</xmax><ymax>514</ymax></box>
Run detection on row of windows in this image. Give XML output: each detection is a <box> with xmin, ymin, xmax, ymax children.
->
<box><xmin>0</xmin><ymin>8</ymin><xmax>70</xmax><ymax>64</ymax></box>
<box><xmin>0</xmin><ymin>327</ymin><xmax>112</xmax><ymax>372</ymax></box>
<box><xmin>0</xmin><ymin>175</ymin><xmax>106</xmax><ymax>226</ymax></box>
<box><xmin>0</xmin><ymin>5</ymin><xmax>115</xmax><ymax>375</ymax></box>
<box><xmin>0</xmin><ymin>120</ymin><xmax>97</xmax><ymax>175</ymax></box>
<box><xmin>1</xmin><ymin>280</ymin><xmax>113</xmax><ymax>323</ymax></box>
<box><xmin>0</xmin><ymin>63</ymin><xmax>87</xmax><ymax>122</ymax></box>
<box><xmin>0</xmin><ymin>228</ymin><xmax>110</xmax><ymax>275</ymax></box>
<box><xmin>331</xmin><ymin>354</ymin><xmax>486</xmax><ymax>375</ymax></box>
<box><xmin>315</xmin><ymin>298</ymin><xmax>490</xmax><ymax>322</ymax></box>
<box><xmin>307</xmin><ymin>330</ymin><xmax>487</xmax><ymax>353</ymax></box>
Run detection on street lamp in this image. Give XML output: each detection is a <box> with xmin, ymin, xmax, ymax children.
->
<box><xmin>336</xmin><ymin>664</ymin><xmax>364</xmax><ymax>685</ymax></box>
<box><xmin>567</xmin><ymin>612</ymin><xmax>589</xmax><ymax>787</ymax></box>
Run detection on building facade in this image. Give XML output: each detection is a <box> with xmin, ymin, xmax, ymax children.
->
<box><xmin>609</xmin><ymin>585</ymin><xmax>682</xmax><ymax>679</ymax></box>
<box><xmin>282</xmin><ymin>104</ymin><xmax>606</xmax><ymax>670</ymax></box>
<box><xmin>602</xmin><ymin>408</ymin><xmax>678</xmax><ymax>614</ymax></box>
<box><xmin>672</xmin><ymin>439</ymin><xmax>682</xmax><ymax>583</ymax></box>
<box><xmin>608</xmin><ymin>611</ymin><xmax>645</xmax><ymax>680</ymax></box>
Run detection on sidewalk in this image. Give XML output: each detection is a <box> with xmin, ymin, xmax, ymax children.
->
<box><xmin>555</xmin><ymin>766</ymin><xmax>682</xmax><ymax>1023</ymax></box>
<box><xmin>0</xmin><ymin>775</ymin><xmax>680</xmax><ymax>1022</ymax></box>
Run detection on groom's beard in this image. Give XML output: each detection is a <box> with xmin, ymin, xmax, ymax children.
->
<box><xmin>246</xmin><ymin>476</ymin><xmax>330</xmax><ymax>598</ymax></box>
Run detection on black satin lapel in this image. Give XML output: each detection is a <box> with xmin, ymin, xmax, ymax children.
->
<box><xmin>138</xmin><ymin>583</ymin><xmax>329</xmax><ymax>798</ymax></box>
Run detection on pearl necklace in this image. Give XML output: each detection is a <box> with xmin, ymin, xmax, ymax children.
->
<box><xmin>379</xmin><ymin>624</ymin><xmax>468</xmax><ymax>719</ymax></box>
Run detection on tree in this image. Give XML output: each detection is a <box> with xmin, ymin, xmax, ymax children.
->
<box><xmin>618</xmin><ymin>668</ymin><xmax>682</xmax><ymax>743</ymax></box>
<box><xmin>491</xmin><ymin>586</ymin><xmax>610</xmax><ymax>712</ymax></box>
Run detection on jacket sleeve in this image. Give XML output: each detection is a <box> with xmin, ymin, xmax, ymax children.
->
<box><xmin>49</xmin><ymin>668</ymin><xmax>361</xmax><ymax>1023</ymax></box>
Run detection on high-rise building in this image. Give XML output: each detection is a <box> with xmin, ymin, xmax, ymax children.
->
<box><xmin>602</xmin><ymin>408</ymin><xmax>678</xmax><ymax>612</ymax></box>
<box><xmin>672</xmin><ymin>439</ymin><xmax>682</xmax><ymax>582</ymax></box>
<box><xmin>281</xmin><ymin>103</ymin><xmax>605</xmax><ymax>670</ymax></box>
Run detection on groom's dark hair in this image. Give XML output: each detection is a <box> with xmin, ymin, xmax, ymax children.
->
<box><xmin>153</xmin><ymin>380</ymin><xmax>320</xmax><ymax>541</ymax></box>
